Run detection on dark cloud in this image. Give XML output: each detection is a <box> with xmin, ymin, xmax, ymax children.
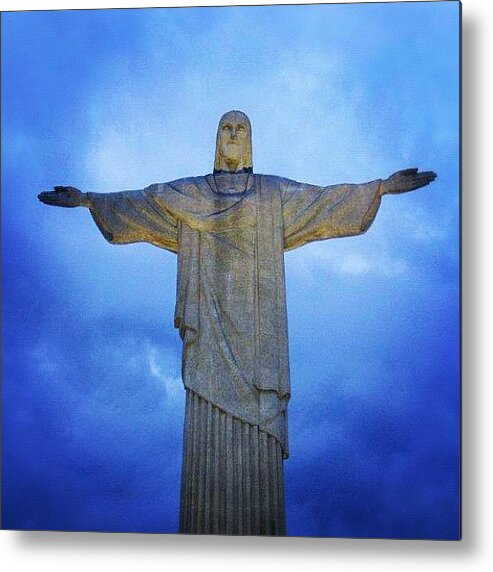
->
<box><xmin>2</xmin><ymin>311</ymin><xmax>184</xmax><ymax>532</ymax></box>
<box><xmin>3</xmin><ymin>225</ymin><xmax>183</xmax><ymax>532</ymax></box>
<box><xmin>285</xmin><ymin>356</ymin><xmax>459</xmax><ymax>539</ymax></box>
<box><xmin>2</xmin><ymin>4</ymin><xmax>459</xmax><ymax>538</ymax></box>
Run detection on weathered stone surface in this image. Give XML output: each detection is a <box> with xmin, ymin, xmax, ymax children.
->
<box><xmin>38</xmin><ymin>110</ymin><xmax>436</xmax><ymax>536</ymax></box>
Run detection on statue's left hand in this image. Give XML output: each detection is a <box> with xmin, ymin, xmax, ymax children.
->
<box><xmin>38</xmin><ymin>186</ymin><xmax>90</xmax><ymax>208</ymax></box>
<box><xmin>381</xmin><ymin>168</ymin><xmax>437</xmax><ymax>195</ymax></box>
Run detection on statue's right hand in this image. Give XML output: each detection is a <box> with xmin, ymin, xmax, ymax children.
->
<box><xmin>38</xmin><ymin>186</ymin><xmax>89</xmax><ymax>208</ymax></box>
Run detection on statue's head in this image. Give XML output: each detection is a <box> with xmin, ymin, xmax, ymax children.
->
<box><xmin>214</xmin><ymin>110</ymin><xmax>253</xmax><ymax>174</ymax></box>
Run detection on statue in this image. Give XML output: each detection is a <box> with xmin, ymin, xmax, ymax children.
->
<box><xmin>38</xmin><ymin>110</ymin><xmax>436</xmax><ymax>536</ymax></box>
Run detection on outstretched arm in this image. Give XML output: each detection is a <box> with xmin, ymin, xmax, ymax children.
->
<box><xmin>38</xmin><ymin>185</ymin><xmax>179</xmax><ymax>253</ymax></box>
<box><xmin>281</xmin><ymin>168</ymin><xmax>437</xmax><ymax>251</ymax></box>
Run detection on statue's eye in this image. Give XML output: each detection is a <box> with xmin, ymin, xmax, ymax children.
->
<box><xmin>222</xmin><ymin>124</ymin><xmax>232</xmax><ymax>131</ymax></box>
<box><xmin>237</xmin><ymin>125</ymin><xmax>246</xmax><ymax>132</ymax></box>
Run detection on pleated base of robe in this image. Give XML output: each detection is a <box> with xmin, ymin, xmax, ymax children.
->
<box><xmin>179</xmin><ymin>389</ymin><xmax>286</xmax><ymax>536</ymax></box>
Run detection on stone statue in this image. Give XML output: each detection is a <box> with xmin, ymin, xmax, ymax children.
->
<box><xmin>38</xmin><ymin>110</ymin><xmax>436</xmax><ymax>536</ymax></box>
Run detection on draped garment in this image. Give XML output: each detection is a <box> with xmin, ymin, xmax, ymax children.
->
<box><xmin>88</xmin><ymin>173</ymin><xmax>381</xmax><ymax>534</ymax></box>
<box><xmin>87</xmin><ymin>173</ymin><xmax>382</xmax><ymax>460</ymax></box>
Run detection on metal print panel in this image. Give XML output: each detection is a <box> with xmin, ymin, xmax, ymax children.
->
<box><xmin>1</xmin><ymin>1</ymin><xmax>460</xmax><ymax>539</ymax></box>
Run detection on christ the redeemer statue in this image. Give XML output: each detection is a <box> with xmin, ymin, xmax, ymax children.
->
<box><xmin>38</xmin><ymin>110</ymin><xmax>436</xmax><ymax>536</ymax></box>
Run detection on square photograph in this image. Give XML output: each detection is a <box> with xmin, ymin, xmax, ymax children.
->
<box><xmin>1</xmin><ymin>1</ymin><xmax>460</xmax><ymax>539</ymax></box>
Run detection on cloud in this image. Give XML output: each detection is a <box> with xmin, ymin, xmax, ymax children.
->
<box><xmin>147</xmin><ymin>343</ymin><xmax>183</xmax><ymax>403</ymax></box>
<box><xmin>299</xmin><ymin>245</ymin><xmax>410</xmax><ymax>278</ymax></box>
<box><xmin>2</xmin><ymin>3</ymin><xmax>459</xmax><ymax>537</ymax></box>
<box><xmin>285</xmin><ymin>356</ymin><xmax>459</xmax><ymax>538</ymax></box>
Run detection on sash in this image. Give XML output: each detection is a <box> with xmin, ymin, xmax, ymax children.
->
<box><xmin>254</xmin><ymin>175</ymin><xmax>290</xmax><ymax>399</ymax></box>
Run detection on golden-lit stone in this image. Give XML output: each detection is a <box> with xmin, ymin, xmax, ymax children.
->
<box><xmin>38</xmin><ymin>111</ymin><xmax>436</xmax><ymax>535</ymax></box>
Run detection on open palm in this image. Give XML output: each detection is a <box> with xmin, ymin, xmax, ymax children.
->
<box><xmin>382</xmin><ymin>168</ymin><xmax>437</xmax><ymax>195</ymax></box>
<box><xmin>38</xmin><ymin>186</ymin><xmax>88</xmax><ymax>208</ymax></box>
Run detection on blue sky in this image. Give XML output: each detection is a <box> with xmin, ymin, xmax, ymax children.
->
<box><xmin>2</xmin><ymin>2</ymin><xmax>459</xmax><ymax>538</ymax></box>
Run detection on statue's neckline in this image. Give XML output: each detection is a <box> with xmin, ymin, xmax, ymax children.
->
<box><xmin>208</xmin><ymin>173</ymin><xmax>254</xmax><ymax>196</ymax></box>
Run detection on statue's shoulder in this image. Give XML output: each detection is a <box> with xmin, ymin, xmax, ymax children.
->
<box><xmin>256</xmin><ymin>174</ymin><xmax>296</xmax><ymax>186</ymax></box>
<box><xmin>256</xmin><ymin>174</ymin><xmax>304</xmax><ymax>191</ymax></box>
<box><xmin>164</xmin><ymin>175</ymin><xmax>209</xmax><ymax>189</ymax></box>
<box><xmin>147</xmin><ymin>175</ymin><xmax>211</xmax><ymax>197</ymax></box>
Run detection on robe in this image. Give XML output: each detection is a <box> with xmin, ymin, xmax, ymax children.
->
<box><xmin>87</xmin><ymin>173</ymin><xmax>382</xmax><ymax>534</ymax></box>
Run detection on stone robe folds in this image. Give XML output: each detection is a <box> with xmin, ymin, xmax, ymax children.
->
<box><xmin>87</xmin><ymin>173</ymin><xmax>382</xmax><ymax>534</ymax></box>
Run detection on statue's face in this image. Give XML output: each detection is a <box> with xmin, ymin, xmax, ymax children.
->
<box><xmin>214</xmin><ymin>111</ymin><xmax>252</xmax><ymax>172</ymax></box>
<box><xmin>218</xmin><ymin>114</ymin><xmax>249</xmax><ymax>163</ymax></box>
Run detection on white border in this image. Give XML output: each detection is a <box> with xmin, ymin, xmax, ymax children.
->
<box><xmin>2</xmin><ymin>1</ymin><xmax>492</xmax><ymax>571</ymax></box>
<box><xmin>0</xmin><ymin>0</ymin><xmax>465</xmax><ymax>10</ymax></box>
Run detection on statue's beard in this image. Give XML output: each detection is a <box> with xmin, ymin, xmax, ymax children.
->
<box><xmin>222</xmin><ymin>146</ymin><xmax>240</xmax><ymax>161</ymax></box>
<box><xmin>221</xmin><ymin>140</ymin><xmax>245</xmax><ymax>159</ymax></box>
<box><xmin>214</xmin><ymin>148</ymin><xmax>253</xmax><ymax>174</ymax></box>
<box><xmin>213</xmin><ymin>133</ymin><xmax>253</xmax><ymax>173</ymax></box>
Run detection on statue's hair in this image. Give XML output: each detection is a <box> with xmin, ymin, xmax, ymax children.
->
<box><xmin>214</xmin><ymin>110</ymin><xmax>253</xmax><ymax>173</ymax></box>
